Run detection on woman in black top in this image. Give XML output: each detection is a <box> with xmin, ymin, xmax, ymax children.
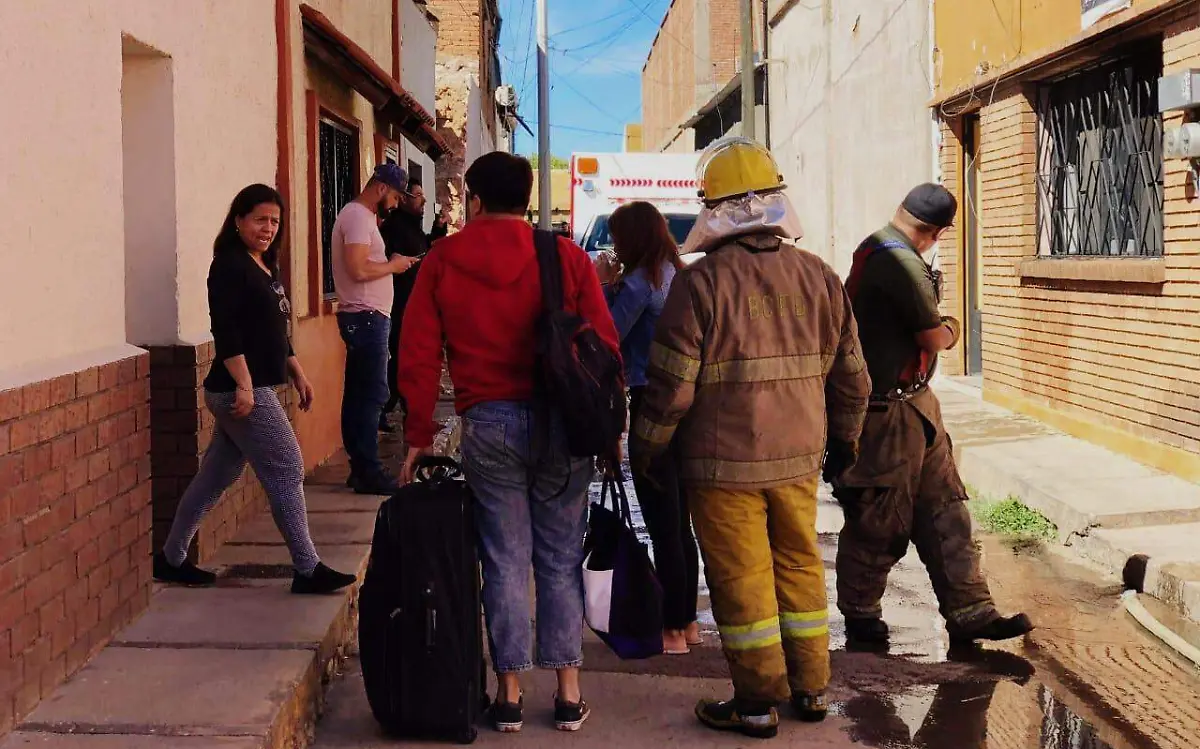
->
<box><xmin>154</xmin><ymin>184</ymin><xmax>356</xmax><ymax>595</ymax></box>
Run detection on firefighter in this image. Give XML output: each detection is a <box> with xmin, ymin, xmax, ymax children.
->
<box><xmin>628</xmin><ymin>137</ymin><xmax>870</xmax><ymax>739</ymax></box>
<box><xmin>834</xmin><ymin>183</ymin><xmax>1033</xmax><ymax>645</ymax></box>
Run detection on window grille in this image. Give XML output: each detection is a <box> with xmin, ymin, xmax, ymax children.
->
<box><xmin>319</xmin><ymin>119</ymin><xmax>356</xmax><ymax>296</ymax></box>
<box><xmin>1036</xmin><ymin>46</ymin><xmax>1164</xmax><ymax>257</ymax></box>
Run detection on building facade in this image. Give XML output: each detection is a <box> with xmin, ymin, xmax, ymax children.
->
<box><xmin>425</xmin><ymin>0</ymin><xmax>510</xmax><ymax>225</ymax></box>
<box><xmin>933</xmin><ymin>0</ymin><xmax>1200</xmax><ymax>480</ymax></box>
<box><xmin>767</xmin><ymin>0</ymin><xmax>936</xmax><ymax>275</ymax></box>
<box><xmin>641</xmin><ymin>0</ymin><xmax>765</xmax><ymax>154</ymax></box>
<box><xmin>0</xmin><ymin>0</ymin><xmax>446</xmax><ymax>732</ymax></box>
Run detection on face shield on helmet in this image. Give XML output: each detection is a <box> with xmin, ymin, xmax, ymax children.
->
<box><xmin>680</xmin><ymin>137</ymin><xmax>804</xmax><ymax>256</ymax></box>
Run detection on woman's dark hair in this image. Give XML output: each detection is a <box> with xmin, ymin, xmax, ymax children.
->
<box><xmin>607</xmin><ymin>201</ymin><xmax>682</xmax><ymax>290</ymax></box>
<box><xmin>214</xmin><ymin>184</ymin><xmax>286</xmax><ymax>273</ymax></box>
<box><xmin>463</xmin><ymin>152</ymin><xmax>534</xmax><ymax>214</ymax></box>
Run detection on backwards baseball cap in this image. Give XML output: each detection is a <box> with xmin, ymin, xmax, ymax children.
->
<box><xmin>901</xmin><ymin>183</ymin><xmax>957</xmax><ymax>229</ymax></box>
<box><xmin>371</xmin><ymin>162</ymin><xmax>408</xmax><ymax>192</ymax></box>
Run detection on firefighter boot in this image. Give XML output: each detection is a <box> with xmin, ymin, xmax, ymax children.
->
<box><xmin>791</xmin><ymin>692</ymin><xmax>828</xmax><ymax>723</ymax></box>
<box><xmin>947</xmin><ymin>613</ymin><xmax>1034</xmax><ymax>643</ymax></box>
<box><xmin>695</xmin><ymin>699</ymin><xmax>779</xmax><ymax>739</ymax></box>
<box><xmin>844</xmin><ymin>617</ymin><xmax>889</xmax><ymax>644</ymax></box>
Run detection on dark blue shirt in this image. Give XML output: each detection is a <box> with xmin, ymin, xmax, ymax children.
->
<box><xmin>604</xmin><ymin>262</ymin><xmax>676</xmax><ymax>388</ymax></box>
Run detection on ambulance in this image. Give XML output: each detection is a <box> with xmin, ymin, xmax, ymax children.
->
<box><xmin>569</xmin><ymin>152</ymin><xmax>703</xmax><ymax>261</ymax></box>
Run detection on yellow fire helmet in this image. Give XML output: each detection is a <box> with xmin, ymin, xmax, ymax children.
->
<box><xmin>696</xmin><ymin>136</ymin><xmax>786</xmax><ymax>204</ymax></box>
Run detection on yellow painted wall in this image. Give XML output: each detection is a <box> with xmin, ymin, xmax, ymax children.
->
<box><xmin>935</xmin><ymin>0</ymin><xmax>1159</xmax><ymax>96</ymax></box>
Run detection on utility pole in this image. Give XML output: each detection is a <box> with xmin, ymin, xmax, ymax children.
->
<box><xmin>740</xmin><ymin>0</ymin><xmax>756</xmax><ymax>142</ymax></box>
<box><xmin>536</xmin><ymin>0</ymin><xmax>551</xmax><ymax>229</ymax></box>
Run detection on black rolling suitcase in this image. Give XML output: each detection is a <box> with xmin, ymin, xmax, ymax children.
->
<box><xmin>358</xmin><ymin>457</ymin><xmax>487</xmax><ymax>744</ymax></box>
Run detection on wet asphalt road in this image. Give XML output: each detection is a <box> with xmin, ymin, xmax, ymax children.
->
<box><xmin>312</xmin><ymin>433</ymin><xmax>1200</xmax><ymax>748</ymax></box>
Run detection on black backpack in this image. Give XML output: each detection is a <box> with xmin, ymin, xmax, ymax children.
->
<box><xmin>532</xmin><ymin>229</ymin><xmax>627</xmax><ymax>459</ymax></box>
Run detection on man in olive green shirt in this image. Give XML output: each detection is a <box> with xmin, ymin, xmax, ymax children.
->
<box><xmin>830</xmin><ymin>183</ymin><xmax>1032</xmax><ymax>644</ymax></box>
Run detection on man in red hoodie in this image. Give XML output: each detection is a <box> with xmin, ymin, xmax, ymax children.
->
<box><xmin>397</xmin><ymin>152</ymin><xmax>620</xmax><ymax>734</ymax></box>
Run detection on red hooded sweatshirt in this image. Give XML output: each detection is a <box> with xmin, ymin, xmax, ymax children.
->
<box><xmin>397</xmin><ymin>217</ymin><xmax>621</xmax><ymax>448</ymax></box>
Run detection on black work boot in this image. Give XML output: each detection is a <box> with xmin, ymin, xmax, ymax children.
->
<box><xmin>291</xmin><ymin>563</ymin><xmax>357</xmax><ymax>595</ymax></box>
<box><xmin>948</xmin><ymin>613</ymin><xmax>1034</xmax><ymax>643</ymax></box>
<box><xmin>845</xmin><ymin>617</ymin><xmax>890</xmax><ymax>643</ymax></box>
<box><xmin>153</xmin><ymin>553</ymin><xmax>217</xmax><ymax>586</ymax></box>
<box><xmin>695</xmin><ymin>699</ymin><xmax>779</xmax><ymax>739</ymax></box>
<box><xmin>791</xmin><ymin>692</ymin><xmax>828</xmax><ymax>723</ymax></box>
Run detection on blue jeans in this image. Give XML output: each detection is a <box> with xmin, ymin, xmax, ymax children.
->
<box><xmin>337</xmin><ymin>310</ymin><xmax>390</xmax><ymax>478</ymax></box>
<box><xmin>461</xmin><ymin>401</ymin><xmax>594</xmax><ymax>673</ymax></box>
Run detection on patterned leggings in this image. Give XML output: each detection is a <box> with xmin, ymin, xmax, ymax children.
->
<box><xmin>163</xmin><ymin>387</ymin><xmax>320</xmax><ymax>574</ymax></box>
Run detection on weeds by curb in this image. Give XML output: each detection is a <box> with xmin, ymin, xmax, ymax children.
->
<box><xmin>968</xmin><ymin>491</ymin><xmax>1058</xmax><ymax>541</ymax></box>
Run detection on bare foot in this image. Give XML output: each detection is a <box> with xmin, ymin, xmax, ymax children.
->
<box><xmin>663</xmin><ymin>630</ymin><xmax>689</xmax><ymax>654</ymax></box>
<box><xmin>684</xmin><ymin>621</ymin><xmax>704</xmax><ymax>646</ymax></box>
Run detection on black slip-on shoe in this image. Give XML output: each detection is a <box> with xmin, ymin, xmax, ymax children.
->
<box><xmin>291</xmin><ymin>563</ymin><xmax>357</xmax><ymax>595</ymax></box>
<box><xmin>153</xmin><ymin>553</ymin><xmax>216</xmax><ymax>586</ymax></box>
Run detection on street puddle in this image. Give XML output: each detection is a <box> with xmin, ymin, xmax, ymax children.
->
<box><xmin>836</xmin><ymin>683</ymin><xmax>1117</xmax><ymax>749</ymax></box>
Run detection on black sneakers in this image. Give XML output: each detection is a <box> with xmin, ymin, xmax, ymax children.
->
<box><xmin>695</xmin><ymin>699</ymin><xmax>779</xmax><ymax>739</ymax></box>
<box><xmin>554</xmin><ymin>696</ymin><xmax>591</xmax><ymax>732</ymax></box>
<box><xmin>291</xmin><ymin>562</ymin><xmax>357</xmax><ymax>595</ymax></box>
<box><xmin>489</xmin><ymin>697</ymin><xmax>524</xmax><ymax>733</ymax></box>
<box><xmin>948</xmin><ymin>613</ymin><xmax>1035</xmax><ymax>643</ymax></box>
<box><xmin>153</xmin><ymin>553</ymin><xmax>217</xmax><ymax>586</ymax></box>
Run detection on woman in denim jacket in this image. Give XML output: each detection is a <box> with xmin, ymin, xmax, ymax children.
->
<box><xmin>599</xmin><ymin>201</ymin><xmax>701</xmax><ymax>655</ymax></box>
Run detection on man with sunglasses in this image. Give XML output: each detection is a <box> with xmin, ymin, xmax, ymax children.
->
<box><xmin>378</xmin><ymin>179</ymin><xmax>449</xmax><ymax>431</ymax></box>
<box><xmin>831</xmin><ymin>183</ymin><xmax>1033</xmax><ymax>646</ymax></box>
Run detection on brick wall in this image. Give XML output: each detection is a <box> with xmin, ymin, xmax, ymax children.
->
<box><xmin>426</xmin><ymin>0</ymin><xmax>480</xmax><ymax>60</ymax></box>
<box><xmin>148</xmin><ymin>344</ymin><xmax>283</xmax><ymax>564</ymax></box>
<box><xmin>938</xmin><ymin>6</ymin><xmax>1200</xmax><ymax>459</ymax></box>
<box><xmin>708</xmin><ymin>0</ymin><xmax>749</xmax><ymax>84</ymax></box>
<box><xmin>642</xmin><ymin>0</ymin><xmax>762</xmax><ymax>153</ymax></box>
<box><xmin>643</xmin><ymin>0</ymin><xmax>698</xmax><ymax>152</ymax></box>
<box><xmin>0</xmin><ymin>350</ymin><xmax>151</xmax><ymax>733</ymax></box>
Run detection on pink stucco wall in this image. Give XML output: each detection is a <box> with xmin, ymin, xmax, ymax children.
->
<box><xmin>0</xmin><ymin>1</ymin><xmax>277</xmax><ymax>374</ymax></box>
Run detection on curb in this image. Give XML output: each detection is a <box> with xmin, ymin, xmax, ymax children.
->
<box><xmin>955</xmin><ymin>434</ymin><xmax>1200</xmax><ymax>629</ymax></box>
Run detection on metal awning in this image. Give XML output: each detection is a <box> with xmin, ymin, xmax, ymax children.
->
<box><xmin>682</xmin><ymin>63</ymin><xmax>766</xmax><ymax>130</ymax></box>
<box><xmin>299</xmin><ymin>4</ymin><xmax>447</xmax><ymax>159</ymax></box>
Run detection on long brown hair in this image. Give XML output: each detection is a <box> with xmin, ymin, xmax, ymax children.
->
<box><xmin>608</xmin><ymin>201</ymin><xmax>683</xmax><ymax>290</ymax></box>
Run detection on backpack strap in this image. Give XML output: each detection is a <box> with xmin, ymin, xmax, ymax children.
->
<box><xmin>533</xmin><ymin>229</ymin><xmax>564</xmax><ymax>315</ymax></box>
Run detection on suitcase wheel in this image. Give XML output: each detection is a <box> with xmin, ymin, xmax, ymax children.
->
<box><xmin>456</xmin><ymin>726</ymin><xmax>478</xmax><ymax>744</ymax></box>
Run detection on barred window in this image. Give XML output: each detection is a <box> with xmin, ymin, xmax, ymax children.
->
<box><xmin>319</xmin><ymin>118</ymin><xmax>356</xmax><ymax>297</ymax></box>
<box><xmin>1035</xmin><ymin>46</ymin><xmax>1164</xmax><ymax>258</ymax></box>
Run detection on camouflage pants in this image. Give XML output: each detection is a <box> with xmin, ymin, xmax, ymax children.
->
<box><xmin>833</xmin><ymin>389</ymin><xmax>997</xmax><ymax>629</ymax></box>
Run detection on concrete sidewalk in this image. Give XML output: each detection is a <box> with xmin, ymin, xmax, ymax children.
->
<box><xmin>935</xmin><ymin>376</ymin><xmax>1200</xmax><ymax>625</ymax></box>
<box><xmin>0</xmin><ymin>482</ymin><xmax>374</xmax><ymax>749</ymax></box>
<box><xmin>0</xmin><ymin>403</ymin><xmax>460</xmax><ymax>749</ymax></box>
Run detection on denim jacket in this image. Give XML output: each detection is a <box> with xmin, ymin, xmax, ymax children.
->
<box><xmin>605</xmin><ymin>262</ymin><xmax>676</xmax><ymax>388</ymax></box>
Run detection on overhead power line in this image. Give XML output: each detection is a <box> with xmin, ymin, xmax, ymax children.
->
<box><xmin>528</xmin><ymin>121</ymin><xmax>626</xmax><ymax>136</ymax></box>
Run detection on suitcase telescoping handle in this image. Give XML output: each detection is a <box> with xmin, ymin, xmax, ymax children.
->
<box><xmin>416</xmin><ymin>456</ymin><xmax>464</xmax><ymax>483</ymax></box>
<box><xmin>423</xmin><ymin>585</ymin><xmax>437</xmax><ymax>649</ymax></box>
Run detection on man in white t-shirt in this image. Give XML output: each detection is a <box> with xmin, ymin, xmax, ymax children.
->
<box><xmin>332</xmin><ymin>163</ymin><xmax>417</xmax><ymax>494</ymax></box>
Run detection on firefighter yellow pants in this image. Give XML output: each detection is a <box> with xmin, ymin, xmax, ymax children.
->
<box><xmin>689</xmin><ymin>478</ymin><xmax>829</xmax><ymax>706</ymax></box>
